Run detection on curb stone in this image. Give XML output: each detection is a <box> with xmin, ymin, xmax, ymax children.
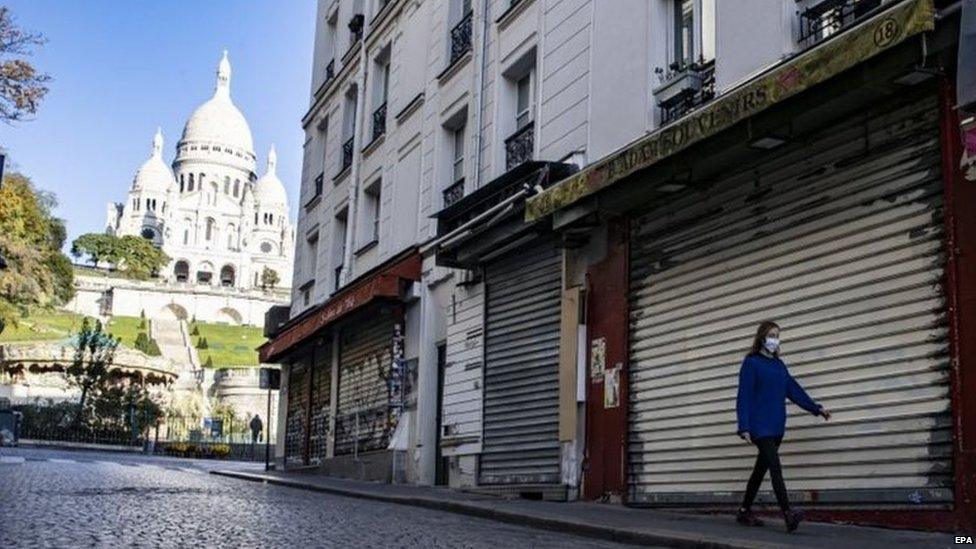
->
<box><xmin>211</xmin><ymin>470</ymin><xmax>789</xmax><ymax>549</ymax></box>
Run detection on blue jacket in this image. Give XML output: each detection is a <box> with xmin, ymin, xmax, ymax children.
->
<box><xmin>736</xmin><ymin>353</ymin><xmax>822</xmax><ymax>439</ymax></box>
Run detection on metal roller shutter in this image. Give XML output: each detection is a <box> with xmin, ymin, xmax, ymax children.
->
<box><xmin>334</xmin><ymin>317</ymin><xmax>395</xmax><ymax>456</ymax></box>
<box><xmin>628</xmin><ymin>94</ymin><xmax>952</xmax><ymax>505</ymax></box>
<box><xmin>308</xmin><ymin>342</ymin><xmax>333</xmax><ymax>465</ymax></box>
<box><xmin>480</xmin><ymin>238</ymin><xmax>562</xmax><ymax>485</ymax></box>
<box><xmin>284</xmin><ymin>361</ymin><xmax>308</xmax><ymax>467</ymax></box>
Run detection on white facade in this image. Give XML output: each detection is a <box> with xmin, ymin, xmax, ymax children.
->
<box><xmin>106</xmin><ymin>52</ymin><xmax>295</xmax><ymax>295</ymax></box>
<box><xmin>285</xmin><ymin>0</ymin><xmax>826</xmax><ymax>487</ymax></box>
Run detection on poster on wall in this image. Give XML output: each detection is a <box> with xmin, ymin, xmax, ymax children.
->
<box><xmin>591</xmin><ymin>337</ymin><xmax>606</xmax><ymax>380</ymax></box>
<box><xmin>604</xmin><ymin>365</ymin><xmax>620</xmax><ymax>409</ymax></box>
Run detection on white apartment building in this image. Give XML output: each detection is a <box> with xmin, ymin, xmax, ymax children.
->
<box><xmin>262</xmin><ymin>0</ymin><xmax>945</xmax><ymax>498</ymax></box>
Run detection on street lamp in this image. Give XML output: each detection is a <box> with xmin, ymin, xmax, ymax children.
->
<box><xmin>0</xmin><ymin>153</ymin><xmax>6</xmax><ymax>336</ymax></box>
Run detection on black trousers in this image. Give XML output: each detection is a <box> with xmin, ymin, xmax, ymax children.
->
<box><xmin>741</xmin><ymin>435</ymin><xmax>791</xmax><ymax>512</ymax></box>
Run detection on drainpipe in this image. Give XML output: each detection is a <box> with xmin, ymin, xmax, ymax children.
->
<box><xmin>340</xmin><ymin>13</ymin><xmax>371</xmax><ymax>286</ymax></box>
<box><xmin>473</xmin><ymin>0</ymin><xmax>490</xmax><ymax>189</ymax></box>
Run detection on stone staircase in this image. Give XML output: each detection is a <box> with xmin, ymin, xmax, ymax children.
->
<box><xmin>151</xmin><ymin>319</ymin><xmax>203</xmax><ymax>407</ymax></box>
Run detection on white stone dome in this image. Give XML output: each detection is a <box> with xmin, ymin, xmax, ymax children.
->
<box><xmin>179</xmin><ymin>51</ymin><xmax>255</xmax><ymax>155</ymax></box>
<box><xmin>132</xmin><ymin>128</ymin><xmax>175</xmax><ymax>193</ymax></box>
<box><xmin>254</xmin><ymin>145</ymin><xmax>288</xmax><ymax>208</ymax></box>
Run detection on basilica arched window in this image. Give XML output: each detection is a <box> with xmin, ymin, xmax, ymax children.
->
<box><xmin>254</xmin><ymin>212</ymin><xmax>258</xmax><ymax>225</ymax></box>
<box><xmin>233</xmin><ymin>180</ymin><xmax>240</xmax><ymax>197</ymax></box>
<box><xmin>210</xmin><ymin>182</ymin><xmax>219</xmax><ymax>205</ymax></box>
<box><xmin>188</xmin><ymin>173</ymin><xmax>195</xmax><ymax>191</ymax></box>
<box><xmin>226</xmin><ymin>224</ymin><xmax>236</xmax><ymax>249</ymax></box>
<box><xmin>205</xmin><ymin>218</ymin><xmax>216</xmax><ymax>241</ymax></box>
<box><xmin>183</xmin><ymin>228</ymin><xmax>189</xmax><ymax>245</ymax></box>
<box><xmin>141</xmin><ymin>227</ymin><xmax>155</xmax><ymax>240</ymax></box>
<box><xmin>224</xmin><ymin>176</ymin><xmax>230</xmax><ymax>194</ymax></box>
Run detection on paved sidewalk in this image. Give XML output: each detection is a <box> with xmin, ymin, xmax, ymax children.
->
<box><xmin>211</xmin><ymin>469</ymin><xmax>953</xmax><ymax>549</ymax></box>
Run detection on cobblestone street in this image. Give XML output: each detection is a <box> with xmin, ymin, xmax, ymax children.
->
<box><xmin>0</xmin><ymin>447</ymin><xmax>633</xmax><ymax>549</ymax></box>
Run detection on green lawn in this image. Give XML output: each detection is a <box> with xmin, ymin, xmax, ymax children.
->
<box><xmin>72</xmin><ymin>265</ymin><xmax>160</xmax><ymax>281</ymax></box>
<box><xmin>0</xmin><ymin>310</ymin><xmax>87</xmax><ymax>343</ymax></box>
<box><xmin>104</xmin><ymin>315</ymin><xmax>148</xmax><ymax>348</ymax></box>
<box><xmin>190</xmin><ymin>322</ymin><xmax>265</xmax><ymax>367</ymax></box>
<box><xmin>0</xmin><ymin>310</ymin><xmax>148</xmax><ymax>351</ymax></box>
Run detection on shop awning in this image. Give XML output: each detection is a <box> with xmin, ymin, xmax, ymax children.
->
<box><xmin>524</xmin><ymin>0</ymin><xmax>936</xmax><ymax>222</ymax></box>
<box><xmin>258</xmin><ymin>249</ymin><xmax>421</xmax><ymax>363</ymax></box>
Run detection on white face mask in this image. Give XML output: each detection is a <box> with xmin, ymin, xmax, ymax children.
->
<box><xmin>763</xmin><ymin>336</ymin><xmax>780</xmax><ymax>354</ymax></box>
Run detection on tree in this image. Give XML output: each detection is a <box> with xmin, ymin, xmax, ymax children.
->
<box><xmin>260</xmin><ymin>266</ymin><xmax>280</xmax><ymax>290</ymax></box>
<box><xmin>0</xmin><ymin>172</ymin><xmax>74</xmax><ymax>329</ymax></box>
<box><xmin>0</xmin><ymin>6</ymin><xmax>50</xmax><ymax>123</ymax></box>
<box><xmin>71</xmin><ymin>233</ymin><xmax>120</xmax><ymax>268</ymax></box>
<box><xmin>116</xmin><ymin>235</ymin><xmax>169</xmax><ymax>279</ymax></box>
<box><xmin>63</xmin><ymin>318</ymin><xmax>119</xmax><ymax>424</ymax></box>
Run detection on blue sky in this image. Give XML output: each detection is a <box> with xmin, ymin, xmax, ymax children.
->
<box><xmin>0</xmin><ymin>0</ymin><xmax>315</xmax><ymax>248</ymax></box>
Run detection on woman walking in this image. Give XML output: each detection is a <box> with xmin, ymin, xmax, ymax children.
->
<box><xmin>735</xmin><ymin>321</ymin><xmax>831</xmax><ymax>532</ymax></box>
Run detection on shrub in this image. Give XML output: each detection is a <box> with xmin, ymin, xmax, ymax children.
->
<box><xmin>203</xmin><ymin>356</ymin><xmax>214</xmax><ymax>368</ymax></box>
<box><xmin>211</xmin><ymin>444</ymin><xmax>231</xmax><ymax>459</ymax></box>
<box><xmin>196</xmin><ymin>337</ymin><xmax>208</xmax><ymax>349</ymax></box>
<box><xmin>134</xmin><ymin>332</ymin><xmax>149</xmax><ymax>353</ymax></box>
<box><xmin>190</xmin><ymin>325</ymin><xmax>199</xmax><ymax>336</ymax></box>
<box><xmin>138</xmin><ymin>318</ymin><xmax>146</xmax><ymax>330</ymax></box>
<box><xmin>146</xmin><ymin>339</ymin><xmax>161</xmax><ymax>356</ymax></box>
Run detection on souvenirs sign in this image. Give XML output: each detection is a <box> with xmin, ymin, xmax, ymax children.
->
<box><xmin>525</xmin><ymin>0</ymin><xmax>936</xmax><ymax>221</ymax></box>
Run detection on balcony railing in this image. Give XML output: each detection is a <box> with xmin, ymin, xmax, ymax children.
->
<box><xmin>449</xmin><ymin>11</ymin><xmax>473</xmax><ymax>66</ymax></box>
<box><xmin>305</xmin><ymin>172</ymin><xmax>324</xmax><ymax>209</ymax></box>
<box><xmin>798</xmin><ymin>0</ymin><xmax>881</xmax><ymax>45</ymax></box>
<box><xmin>372</xmin><ymin>102</ymin><xmax>387</xmax><ymax>142</ymax></box>
<box><xmin>504</xmin><ymin>121</ymin><xmax>534</xmax><ymax>171</ymax></box>
<box><xmin>341</xmin><ymin>137</ymin><xmax>355</xmax><ymax>173</ymax></box>
<box><xmin>442</xmin><ymin>179</ymin><xmax>465</xmax><ymax>208</ymax></box>
<box><xmin>325</xmin><ymin>59</ymin><xmax>335</xmax><ymax>83</ymax></box>
<box><xmin>654</xmin><ymin>60</ymin><xmax>716</xmax><ymax>125</ymax></box>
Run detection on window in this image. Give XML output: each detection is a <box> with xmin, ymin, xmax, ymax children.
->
<box><xmin>260</xmin><ymin>241</ymin><xmax>273</xmax><ymax>254</ymax></box>
<box><xmin>307</xmin><ymin>232</ymin><xmax>320</xmax><ymax>277</ymax></box>
<box><xmin>233</xmin><ymin>179</ymin><xmax>240</xmax><ymax>197</ymax></box>
<box><xmin>670</xmin><ymin>0</ymin><xmax>714</xmax><ymax>66</ymax></box>
<box><xmin>362</xmin><ymin>180</ymin><xmax>381</xmax><ymax>243</ymax></box>
<box><xmin>334</xmin><ymin>209</ymin><xmax>348</xmax><ymax>290</ymax></box>
<box><xmin>224</xmin><ymin>176</ymin><xmax>231</xmax><ymax>194</ymax></box>
<box><xmin>226</xmin><ymin>224</ymin><xmax>236</xmax><ymax>249</ymax></box>
<box><xmin>183</xmin><ymin>228</ymin><xmax>190</xmax><ymax>245</ymax></box>
<box><xmin>141</xmin><ymin>227</ymin><xmax>155</xmax><ymax>240</ymax></box>
<box><xmin>302</xmin><ymin>284</ymin><xmax>312</xmax><ymax>306</ymax></box>
<box><xmin>516</xmin><ymin>74</ymin><xmax>532</xmax><ymax>129</ymax></box>
<box><xmin>452</xmin><ymin>125</ymin><xmax>465</xmax><ymax>182</ymax></box>
<box><xmin>188</xmin><ymin>173</ymin><xmax>195</xmax><ymax>191</ymax></box>
<box><xmin>132</xmin><ymin>198</ymin><xmax>139</xmax><ymax>211</ymax></box>
<box><xmin>205</xmin><ymin>218</ymin><xmax>215</xmax><ymax>241</ymax></box>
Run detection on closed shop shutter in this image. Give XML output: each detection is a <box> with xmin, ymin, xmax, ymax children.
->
<box><xmin>309</xmin><ymin>341</ymin><xmax>333</xmax><ymax>465</ymax></box>
<box><xmin>284</xmin><ymin>360</ymin><xmax>308</xmax><ymax>467</ymax></box>
<box><xmin>627</xmin><ymin>94</ymin><xmax>952</xmax><ymax>505</ymax></box>
<box><xmin>480</xmin><ymin>238</ymin><xmax>562</xmax><ymax>485</ymax></box>
<box><xmin>334</xmin><ymin>315</ymin><xmax>395</xmax><ymax>456</ymax></box>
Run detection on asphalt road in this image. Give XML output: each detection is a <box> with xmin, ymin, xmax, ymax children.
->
<box><xmin>0</xmin><ymin>446</ymin><xmax>634</xmax><ymax>549</ymax></box>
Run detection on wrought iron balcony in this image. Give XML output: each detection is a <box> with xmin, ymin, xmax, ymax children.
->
<box><xmin>798</xmin><ymin>0</ymin><xmax>881</xmax><ymax>45</ymax></box>
<box><xmin>304</xmin><ymin>172</ymin><xmax>324</xmax><ymax>209</ymax></box>
<box><xmin>341</xmin><ymin>137</ymin><xmax>355</xmax><ymax>173</ymax></box>
<box><xmin>372</xmin><ymin>102</ymin><xmax>387</xmax><ymax>141</ymax></box>
<box><xmin>449</xmin><ymin>11</ymin><xmax>473</xmax><ymax>66</ymax></box>
<box><xmin>325</xmin><ymin>59</ymin><xmax>335</xmax><ymax>83</ymax></box>
<box><xmin>655</xmin><ymin>60</ymin><xmax>715</xmax><ymax>125</ymax></box>
<box><xmin>442</xmin><ymin>179</ymin><xmax>465</xmax><ymax>208</ymax></box>
<box><xmin>504</xmin><ymin>121</ymin><xmax>534</xmax><ymax>171</ymax></box>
